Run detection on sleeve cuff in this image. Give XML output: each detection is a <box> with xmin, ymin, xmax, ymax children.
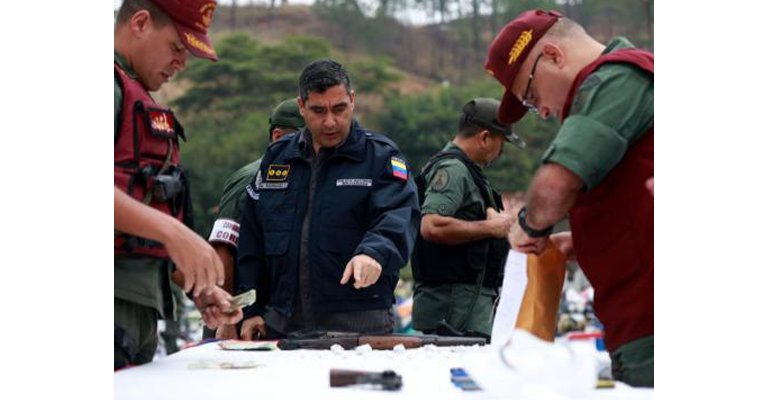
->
<box><xmin>242</xmin><ymin>304</ymin><xmax>266</xmax><ymax>321</ymax></box>
<box><xmin>545</xmin><ymin>115</ymin><xmax>628</xmax><ymax>190</ymax></box>
<box><xmin>356</xmin><ymin>246</ymin><xmax>390</xmax><ymax>271</ymax></box>
<box><xmin>208</xmin><ymin>218</ymin><xmax>240</xmax><ymax>247</ymax></box>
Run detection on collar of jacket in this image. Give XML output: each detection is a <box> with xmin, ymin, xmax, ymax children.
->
<box><xmin>285</xmin><ymin>119</ymin><xmax>367</xmax><ymax>163</ymax></box>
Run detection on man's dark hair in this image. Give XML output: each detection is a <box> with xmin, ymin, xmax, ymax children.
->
<box><xmin>298</xmin><ymin>59</ymin><xmax>352</xmax><ymax>101</ymax></box>
<box><xmin>115</xmin><ymin>0</ymin><xmax>172</xmax><ymax>27</ymax></box>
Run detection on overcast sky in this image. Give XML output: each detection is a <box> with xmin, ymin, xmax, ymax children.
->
<box><xmin>113</xmin><ymin>0</ymin><xmax>436</xmax><ymax>26</ymax></box>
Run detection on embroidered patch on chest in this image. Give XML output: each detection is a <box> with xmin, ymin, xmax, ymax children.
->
<box><xmin>336</xmin><ymin>178</ymin><xmax>373</xmax><ymax>187</ymax></box>
<box><xmin>266</xmin><ymin>164</ymin><xmax>290</xmax><ymax>182</ymax></box>
<box><xmin>258</xmin><ymin>182</ymin><xmax>289</xmax><ymax>190</ymax></box>
<box><xmin>147</xmin><ymin>109</ymin><xmax>175</xmax><ymax>136</ymax></box>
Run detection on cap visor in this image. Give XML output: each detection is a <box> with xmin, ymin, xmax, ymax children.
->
<box><xmin>175</xmin><ymin>24</ymin><xmax>218</xmax><ymax>61</ymax></box>
<box><xmin>498</xmin><ymin>90</ymin><xmax>527</xmax><ymax>124</ymax></box>
<box><xmin>504</xmin><ymin>132</ymin><xmax>526</xmax><ymax>149</ymax></box>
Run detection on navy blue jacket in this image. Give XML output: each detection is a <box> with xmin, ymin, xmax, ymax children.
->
<box><xmin>236</xmin><ymin>121</ymin><xmax>420</xmax><ymax>320</ymax></box>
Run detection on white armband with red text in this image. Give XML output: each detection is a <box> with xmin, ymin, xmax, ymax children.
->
<box><xmin>208</xmin><ymin>218</ymin><xmax>240</xmax><ymax>247</ymax></box>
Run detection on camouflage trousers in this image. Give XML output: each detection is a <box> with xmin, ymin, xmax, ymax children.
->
<box><xmin>114</xmin><ymin>298</ymin><xmax>158</xmax><ymax>369</ymax></box>
<box><xmin>412</xmin><ymin>282</ymin><xmax>497</xmax><ymax>337</ymax></box>
<box><xmin>611</xmin><ymin>334</ymin><xmax>654</xmax><ymax>387</ymax></box>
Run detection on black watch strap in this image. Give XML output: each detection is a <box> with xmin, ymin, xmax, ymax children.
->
<box><xmin>517</xmin><ymin>206</ymin><xmax>554</xmax><ymax>238</ymax></box>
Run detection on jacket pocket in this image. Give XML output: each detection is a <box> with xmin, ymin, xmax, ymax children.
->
<box><xmin>315</xmin><ymin>228</ymin><xmax>383</xmax><ymax>301</ymax></box>
<box><xmin>264</xmin><ymin>231</ymin><xmax>291</xmax><ymax>256</ymax></box>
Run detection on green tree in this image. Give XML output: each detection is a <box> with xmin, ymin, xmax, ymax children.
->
<box><xmin>371</xmin><ymin>78</ymin><xmax>559</xmax><ymax>193</ymax></box>
<box><xmin>173</xmin><ymin>33</ymin><xmax>331</xmax><ymax>122</ymax></box>
<box><xmin>346</xmin><ymin>56</ymin><xmax>402</xmax><ymax>93</ymax></box>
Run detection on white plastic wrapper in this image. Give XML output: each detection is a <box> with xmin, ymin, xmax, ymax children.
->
<box><xmin>467</xmin><ymin>329</ymin><xmax>600</xmax><ymax>399</ymax></box>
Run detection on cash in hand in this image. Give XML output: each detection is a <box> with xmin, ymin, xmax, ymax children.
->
<box><xmin>224</xmin><ymin>289</ymin><xmax>256</xmax><ymax>314</ymax></box>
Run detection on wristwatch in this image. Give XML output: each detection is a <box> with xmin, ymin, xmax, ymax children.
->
<box><xmin>517</xmin><ymin>206</ymin><xmax>554</xmax><ymax>238</ymax></box>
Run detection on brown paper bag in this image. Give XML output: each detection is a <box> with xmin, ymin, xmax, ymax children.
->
<box><xmin>514</xmin><ymin>240</ymin><xmax>566</xmax><ymax>342</ymax></box>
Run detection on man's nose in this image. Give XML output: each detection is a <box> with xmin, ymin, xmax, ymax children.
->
<box><xmin>174</xmin><ymin>51</ymin><xmax>188</xmax><ymax>71</ymax></box>
<box><xmin>322</xmin><ymin>112</ymin><xmax>336</xmax><ymax>128</ymax></box>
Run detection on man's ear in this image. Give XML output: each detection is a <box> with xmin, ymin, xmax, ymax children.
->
<box><xmin>478</xmin><ymin>129</ymin><xmax>491</xmax><ymax>147</ymax></box>
<box><xmin>270</xmin><ymin>128</ymin><xmax>282</xmax><ymax>142</ymax></box>
<box><xmin>297</xmin><ymin>96</ymin><xmax>305</xmax><ymax>117</ymax></box>
<box><xmin>130</xmin><ymin>10</ymin><xmax>152</xmax><ymax>37</ymax></box>
<box><xmin>542</xmin><ymin>42</ymin><xmax>566</xmax><ymax>69</ymax></box>
<box><xmin>349</xmin><ymin>89</ymin><xmax>356</xmax><ymax>111</ymax></box>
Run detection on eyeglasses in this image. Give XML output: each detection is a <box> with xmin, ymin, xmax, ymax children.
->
<box><xmin>521</xmin><ymin>53</ymin><xmax>544</xmax><ymax>112</ymax></box>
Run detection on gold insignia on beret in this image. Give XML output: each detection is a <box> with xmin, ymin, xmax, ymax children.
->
<box><xmin>196</xmin><ymin>2</ymin><xmax>216</xmax><ymax>30</ymax></box>
<box><xmin>508</xmin><ymin>29</ymin><xmax>533</xmax><ymax>65</ymax></box>
<box><xmin>184</xmin><ymin>32</ymin><xmax>215</xmax><ymax>55</ymax></box>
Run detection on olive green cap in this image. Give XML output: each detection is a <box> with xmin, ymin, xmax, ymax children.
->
<box><xmin>269</xmin><ymin>99</ymin><xmax>305</xmax><ymax>129</ymax></box>
<box><xmin>462</xmin><ymin>98</ymin><xmax>526</xmax><ymax>148</ymax></box>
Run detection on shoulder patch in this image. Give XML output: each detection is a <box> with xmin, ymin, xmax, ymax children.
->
<box><xmin>430</xmin><ymin>168</ymin><xmax>450</xmax><ymax>191</ymax></box>
<box><xmin>390</xmin><ymin>157</ymin><xmax>408</xmax><ymax>180</ymax></box>
<box><xmin>582</xmin><ymin>74</ymin><xmax>602</xmax><ymax>90</ymax></box>
<box><xmin>246</xmin><ymin>184</ymin><xmax>259</xmax><ymax>200</ymax></box>
<box><xmin>245</xmin><ymin>170</ymin><xmax>262</xmax><ymax>200</ymax></box>
<box><xmin>573</xmin><ymin>74</ymin><xmax>602</xmax><ymax>112</ymax></box>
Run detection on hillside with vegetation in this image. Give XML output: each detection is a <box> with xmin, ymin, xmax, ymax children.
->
<box><xmin>151</xmin><ymin>1</ymin><xmax>653</xmax><ymax>234</ymax></box>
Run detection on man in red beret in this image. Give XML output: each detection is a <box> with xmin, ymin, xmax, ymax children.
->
<box><xmin>485</xmin><ymin>10</ymin><xmax>653</xmax><ymax>387</ymax></box>
<box><xmin>114</xmin><ymin>0</ymin><xmax>241</xmax><ymax>369</ymax></box>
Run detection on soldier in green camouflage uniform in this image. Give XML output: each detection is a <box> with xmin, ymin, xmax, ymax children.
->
<box><xmin>115</xmin><ymin>0</ymin><xmax>241</xmax><ymax>369</ymax></box>
<box><xmin>204</xmin><ymin>99</ymin><xmax>305</xmax><ymax>339</ymax></box>
<box><xmin>411</xmin><ymin>98</ymin><xmax>524</xmax><ymax>339</ymax></box>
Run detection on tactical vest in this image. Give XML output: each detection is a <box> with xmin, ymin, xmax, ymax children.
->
<box><xmin>562</xmin><ymin>49</ymin><xmax>654</xmax><ymax>352</ymax></box>
<box><xmin>411</xmin><ymin>150</ymin><xmax>510</xmax><ymax>289</ymax></box>
<box><xmin>114</xmin><ymin>62</ymin><xmax>193</xmax><ymax>259</ymax></box>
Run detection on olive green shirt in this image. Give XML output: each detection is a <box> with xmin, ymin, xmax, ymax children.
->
<box><xmin>421</xmin><ymin>142</ymin><xmax>494</xmax><ymax>221</ymax></box>
<box><xmin>114</xmin><ymin>51</ymin><xmax>172</xmax><ymax>318</ymax></box>
<box><xmin>416</xmin><ymin>142</ymin><xmax>499</xmax><ymax>335</ymax></box>
<box><xmin>214</xmin><ymin>158</ymin><xmax>262</xmax><ymax>224</ymax></box>
<box><xmin>543</xmin><ymin>37</ymin><xmax>654</xmax><ymax>190</ymax></box>
<box><xmin>114</xmin><ymin>51</ymin><xmax>137</xmax><ymax>142</ymax></box>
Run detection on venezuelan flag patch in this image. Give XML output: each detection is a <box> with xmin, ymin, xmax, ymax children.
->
<box><xmin>391</xmin><ymin>157</ymin><xmax>408</xmax><ymax>180</ymax></box>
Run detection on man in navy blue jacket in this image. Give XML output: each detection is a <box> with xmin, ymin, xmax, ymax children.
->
<box><xmin>236</xmin><ymin>59</ymin><xmax>420</xmax><ymax>339</ymax></box>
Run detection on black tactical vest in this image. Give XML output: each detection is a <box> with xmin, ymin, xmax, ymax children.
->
<box><xmin>411</xmin><ymin>149</ymin><xmax>510</xmax><ymax>288</ymax></box>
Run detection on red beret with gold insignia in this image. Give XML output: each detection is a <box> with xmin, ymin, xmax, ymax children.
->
<box><xmin>150</xmin><ymin>0</ymin><xmax>219</xmax><ymax>61</ymax></box>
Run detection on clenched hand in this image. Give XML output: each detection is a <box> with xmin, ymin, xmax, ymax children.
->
<box><xmin>192</xmin><ymin>286</ymin><xmax>243</xmax><ymax>330</ymax></box>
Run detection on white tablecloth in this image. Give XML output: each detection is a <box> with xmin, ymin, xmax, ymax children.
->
<box><xmin>114</xmin><ymin>341</ymin><xmax>654</xmax><ymax>400</ymax></box>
